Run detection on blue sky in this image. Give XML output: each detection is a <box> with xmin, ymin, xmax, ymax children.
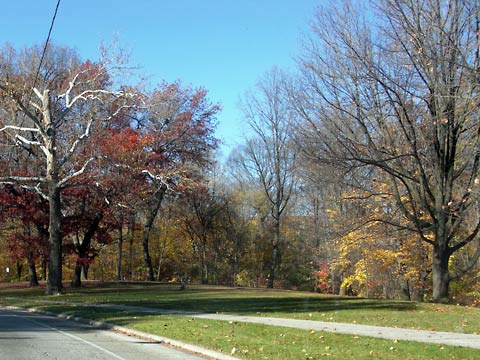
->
<box><xmin>1</xmin><ymin>0</ymin><xmax>319</xmax><ymax>159</ymax></box>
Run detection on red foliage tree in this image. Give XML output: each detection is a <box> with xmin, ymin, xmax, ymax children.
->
<box><xmin>114</xmin><ymin>82</ymin><xmax>220</xmax><ymax>281</ymax></box>
<box><xmin>0</xmin><ymin>185</ymin><xmax>49</xmax><ymax>286</ymax></box>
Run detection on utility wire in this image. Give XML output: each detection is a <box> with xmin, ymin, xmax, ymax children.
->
<box><xmin>21</xmin><ymin>0</ymin><xmax>61</xmax><ymax>126</ymax></box>
<box><xmin>34</xmin><ymin>0</ymin><xmax>62</xmax><ymax>90</ymax></box>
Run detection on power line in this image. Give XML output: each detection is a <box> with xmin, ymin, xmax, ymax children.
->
<box><xmin>22</xmin><ymin>0</ymin><xmax>61</xmax><ymax>124</ymax></box>
<box><xmin>38</xmin><ymin>0</ymin><xmax>62</xmax><ymax>85</ymax></box>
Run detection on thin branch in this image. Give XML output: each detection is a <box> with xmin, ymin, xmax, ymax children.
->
<box><xmin>65</xmin><ymin>89</ymin><xmax>133</xmax><ymax>108</ymax></box>
<box><xmin>0</xmin><ymin>176</ymin><xmax>46</xmax><ymax>183</ymax></box>
<box><xmin>20</xmin><ymin>184</ymin><xmax>48</xmax><ymax>201</ymax></box>
<box><xmin>141</xmin><ymin>170</ymin><xmax>174</xmax><ymax>191</ymax></box>
<box><xmin>32</xmin><ymin>87</ymin><xmax>44</xmax><ymax>102</ymax></box>
<box><xmin>449</xmin><ymin>240</ymin><xmax>480</xmax><ymax>281</ymax></box>
<box><xmin>58</xmin><ymin>157</ymin><xmax>97</xmax><ymax>188</ymax></box>
<box><xmin>14</xmin><ymin>134</ymin><xmax>41</xmax><ymax>147</ymax></box>
<box><xmin>0</xmin><ymin>125</ymin><xmax>40</xmax><ymax>133</ymax></box>
<box><xmin>58</xmin><ymin>68</ymin><xmax>94</xmax><ymax>104</ymax></box>
<box><xmin>342</xmin><ymin>192</ymin><xmax>393</xmax><ymax>201</ymax></box>
<box><xmin>60</xmin><ymin>117</ymin><xmax>93</xmax><ymax>166</ymax></box>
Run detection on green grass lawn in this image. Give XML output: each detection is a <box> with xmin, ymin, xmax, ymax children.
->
<box><xmin>1</xmin><ymin>282</ymin><xmax>479</xmax><ymax>360</ymax></box>
<box><xmin>1</xmin><ymin>282</ymin><xmax>478</xmax><ymax>333</ymax></box>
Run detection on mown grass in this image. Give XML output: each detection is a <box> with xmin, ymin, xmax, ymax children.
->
<box><xmin>1</xmin><ymin>282</ymin><xmax>480</xmax><ymax>359</ymax></box>
<box><xmin>1</xmin><ymin>282</ymin><xmax>478</xmax><ymax>334</ymax></box>
<box><xmin>1</xmin><ymin>301</ymin><xmax>479</xmax><ymax>360</ymax></box>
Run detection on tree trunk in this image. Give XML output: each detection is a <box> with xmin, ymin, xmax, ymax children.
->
<box><xmin>331</xmin><ymin>270</ymin><xmax>342</xmax><ymax>295</ymax></box>
<box><xmin>82</xmin><ymin>263</ymin><xmax>89</xmax><ymax>280</ymax></box>
<box><xmin>410</xmin><ymin>282</ymin><xmax>426</xmax><ymax>302</ymax></box>
<box><xmin>27</xmin><ymin>254</ymin><xmax>39</xmax><ymax>287</ymax></box>
<box><xmin>232</xmin><ymin>240</ymin><xmax>238</xmax><ymax>287</ymax></box>
<box><xmin>213</xmin><ymin>251</ymin><xmax>218</xmax><ymax>285</ymax></box>
<box><xmin>397</xmin><ymin>280</ymin><xmax>410</xmax><ymax>301</ymax></box>
<box><xmin>431</xmin><ymin>212</ymin><xmax>451</xmax><ymax>303</ymax></box>
<box><xmin>46</xmin><ymin>183</ymin><xmax>62</xmax><ymax>295</ymax></box>
<box><xmin>201</xmin><ymin>243</ymin><xmax>208</xmax><ymax>284</ymax></box>
<box><xmin>129</xmin><ymin>219</ymin><xmax>135</xmax><ymax>280</ymax></box>
<box><xmin>16</xmin><ymin>262</ymin><xmax>23</xmax><ymax>281</ymax></box>
<box><xmin>71</xmin><ymin>213</ymin><xmax>102</xmax><ymax>288</ymax></box>
<box><xmin>410</xmin><ymin>240</ymin><xmax>429</xmax><ymax>302</ymax></box>
<box><xmin>142</xmin><ymin>185</ymin><xmax>166</xmax><ymax>281</ymax></box>
<box><xmin>71</xmin><ymin>264</ymin><xmax>82</xmax><ymax>288</ymax></box>
<box><xmin>397</xmin><ymin>260</ymin><xmax>410</xmax><ymax>300</ymax></box>
<box><xmin>116</xmin><ymin>226</ymin><xmax>123</xmax><ymax>281</ymax></box>
<box><xmin>156</xmin><ymin>215</ymin><xmax>169</xmax><ymax>281</ymax></box>
<box><xmin>45</xmin><ymin>92</ymin><xmax>63</xmax><ymax>295</ymax></box>
<box><xmin>72</xmin><ymin>261</ymin><xmax>89</xmax><ymax>287</ymax></box>
<box><xmin>267</xmin><ymin>220</ymin><xmax>280</xmax><ymax>288</ymax></box>
<box><xmin>41</xmin><ymin>259</ymin><xmax>47</xmax><ymax>281</ymax></box>
<box><xmin>142</xmin><ymin>224</ymin><xmax>155</xmax><ymax>281</ymax></box>
<box><xmin>71</xmin><ymin>258</ymin><xmax>89</xmax><ymax>287</ymax></box>
<box><xmin>432</xmin><ymin>244</ymin><xmax>450</xmax><ymax>303</ymax></box>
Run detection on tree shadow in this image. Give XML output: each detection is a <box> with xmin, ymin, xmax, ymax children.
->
<box><xmin>130</xmin><ymin>296</ymin><xmax>416</xmax><ymax>315</ymax></box>
<box><xmin>1</xmin><ymin>282</ymin><xmax>418</xmax><ymax>316</ymax></box>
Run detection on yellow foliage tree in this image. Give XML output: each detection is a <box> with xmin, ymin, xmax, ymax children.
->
<box><xmin>330</xmin><ymin>181</ymin><xmax>433</xmax><ymax>300</ymax></box>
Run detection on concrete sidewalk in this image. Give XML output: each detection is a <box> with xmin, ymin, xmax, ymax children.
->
<box><xmin>194</xmin><ymin>313</ymin><xmax>480</xmax><ymax>349</ymax></box>
<box><xmin>5</xmin><ymin>297</ymin><xmax>480</xmax><ymax>350</ymax></box>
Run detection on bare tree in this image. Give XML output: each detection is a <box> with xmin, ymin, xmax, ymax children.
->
<box><xmin>238</xmin><ymin>68</ymin><xmax>298</xmax><ymax>288</ymax></box>
<box><xmin>179</xmin><ymin>186</ymin><xmax>227</xmax><ymax>284</ymax></box>
<box><xmin>0</xmin><ymin>43</ymin><xmax>137</xmax><ymax>294</ymax></box>
<box><xmin>294</xmin><ymin>0</ymin><xmax>480</xmax><ymax>302</ymax></box>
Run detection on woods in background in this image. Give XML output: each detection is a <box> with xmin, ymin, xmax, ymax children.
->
<box><xmin>1</xmin><ymin>0</ymin><xmax>479</xmax><ymax>303</ymax></box>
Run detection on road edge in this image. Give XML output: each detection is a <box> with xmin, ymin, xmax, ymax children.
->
<box><xmin>0</xmin><ymin>305</ymin><xmax>240</xmax><ymax>360</ymax></box>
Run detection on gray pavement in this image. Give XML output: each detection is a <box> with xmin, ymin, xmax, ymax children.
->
<box><xmin>0</xmin><ymin>307</ymin><xmax>210</xmax><ymax>360</ymax></box>
<box><xmin>4</xmin><ymin>298</ymin><xmax>480</xmax><ymax>351</ymax></box>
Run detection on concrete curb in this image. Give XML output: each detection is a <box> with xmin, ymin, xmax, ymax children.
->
<box><xmin>107</xmin><ymin>324</ymin><xmax>240</xmax><ymax>360</ymax></box>
<box><xmin>4</xmin><ymin>298</ymin><xmax>480</xmax><ymax>350</ymax></box>
<box><xmin>0</xmin><ymin>305</ymin><xmax>240</xmax><ymax>360</ymax></box>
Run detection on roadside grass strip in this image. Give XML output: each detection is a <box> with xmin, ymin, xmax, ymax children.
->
<box><xmin>1</xmin><ymin>300</ymin><xmax>479</xmax><ymax>360</ymax></box>
<box><xmin>1</xmin><ymin>283</ymin><xmax>480</xmax><ymax>359</ymax></box>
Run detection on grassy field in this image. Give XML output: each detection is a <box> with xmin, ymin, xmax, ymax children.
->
<box><xmin>1</xmin><ymin>282</ymin><xmax>480</xmax><ymax>360</ymax></box>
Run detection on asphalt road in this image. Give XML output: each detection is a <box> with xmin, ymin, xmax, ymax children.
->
<box><xmin>0</xmin><ymin>308</ymin><xmax>205</xmax><ymax>360</ymax></box>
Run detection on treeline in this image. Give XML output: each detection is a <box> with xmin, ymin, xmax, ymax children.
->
<box><xmin>1</xmin><ymin>0</ymin><xmax>480</xmax><ymax>303</ymax></box>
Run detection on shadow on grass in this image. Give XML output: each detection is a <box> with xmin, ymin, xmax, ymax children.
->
<box><xmin>131</xmin><ymin>296</ymin><xmax>416</xmax><ymax>315</ymax></box>
<box><xmin>0</xmin><ymin>282</ymin><xmax>416</xmax><ymax>315</ymax></box>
